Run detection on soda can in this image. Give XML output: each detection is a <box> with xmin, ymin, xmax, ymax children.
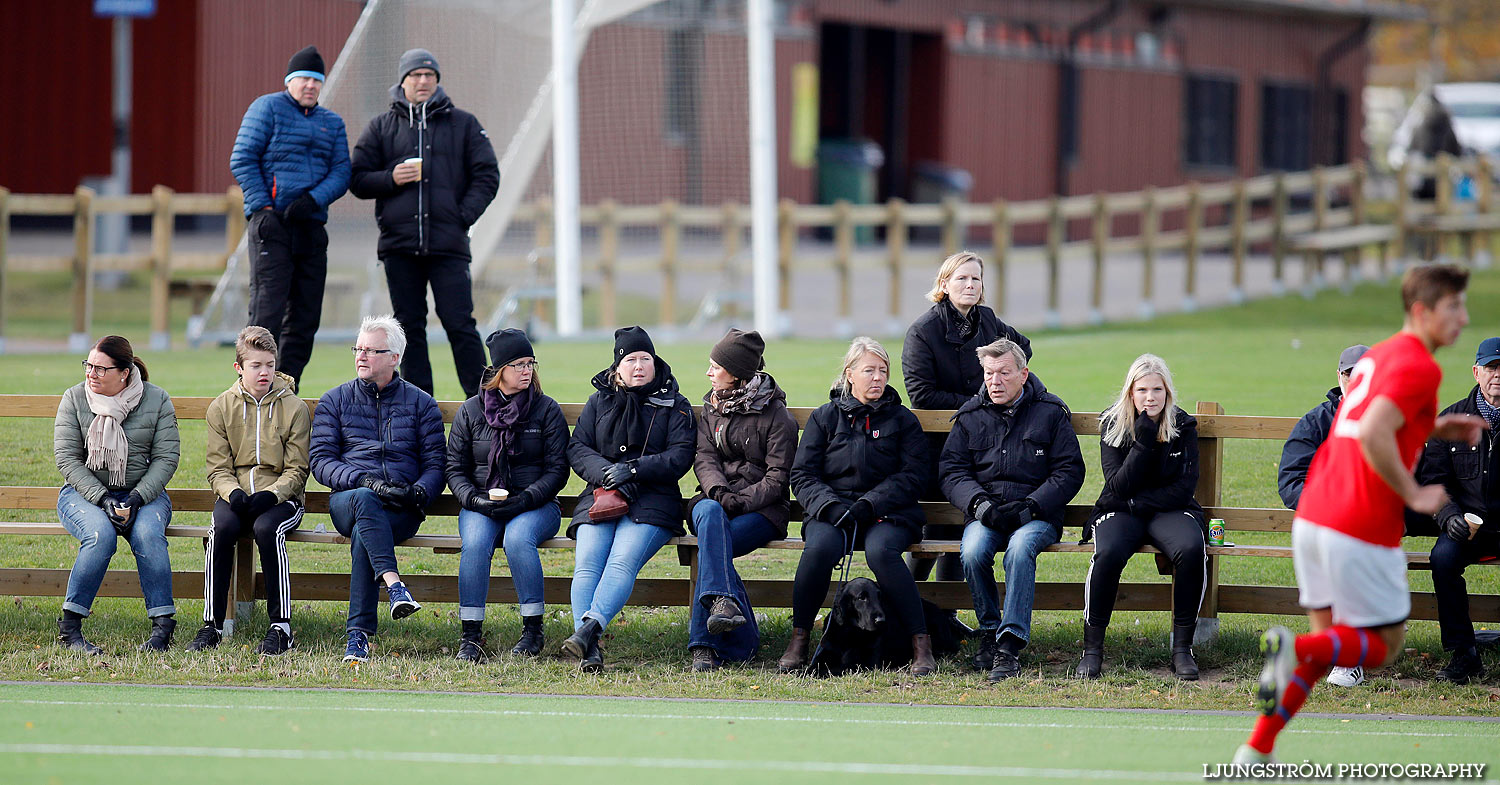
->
<box><xmin>1208</xmin><ymin>519</ymin><xmax>1226</xmax><ymax>547</ymax></box>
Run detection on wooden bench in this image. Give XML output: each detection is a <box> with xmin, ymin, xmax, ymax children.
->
<box><xmin>1405</xmin><ymin>212</ymin><xmax>1500</xmax><ymax>264</ymax></box>
<box><xmin>3</xmin><ymin>394</ymin><xmax>1497</xmax><ymax>638</ymax></box>
<box><xmin>1284</xmin><ymin>224</ymin><xmax>1399</xmax><ymax>294</ymax></box>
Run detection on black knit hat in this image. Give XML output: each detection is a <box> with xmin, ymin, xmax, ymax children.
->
<box><xmin>398</xmin><ymin>48</ymin><xmax>441</xmax><ymax>83</ymax></box>
<box><xmin>710</xmin><ymin>328</ymin><xmax>765</xmax><ymax>381</ymax></box>
<box><xmin>485</xmin><ymin>328</ymin><xmax>534</xmax><ymax>369</ymax></box>
<box><xmin>613</xmin><ymin>326</ymin><xmax>655</xmax><ymax>363</ymax></box>
<box><xmin>285</xmin><ymin>46</ymin><xmax>326</xmax><ymax>83</ymax></box>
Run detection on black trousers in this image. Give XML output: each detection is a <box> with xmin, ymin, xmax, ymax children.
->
<box><xmin>908</xmin><ymin>430</ymin><xmax>963</xmax><ymax>581</ymax></box>
<box><xmin>205</xmin><ymin>498</ymin><xmax>304</xmax><ymax>626</ymax></box>
<box><xmin>247</xmin><ymin>211</ymin><xmax>328</xmax><ymax>387</ymax></box>
<box><xmin>1085</xmin><ymin>510</ymin><xmax>1206</xmax><ymax>628</ymax></box>
<box><xmin>381</xmin><ymin>251</ymin><xmax>487</xmax><ymax>397</ymax></box>
<box><xmin>1430</xmin><ymin>529</ymin><xmax>1500</xmax><ymax>651</ymax></box>
<box><xmin>792</xmin><ymin>520</ymin><xmax>927</xmax><ymax>636</ymax></box>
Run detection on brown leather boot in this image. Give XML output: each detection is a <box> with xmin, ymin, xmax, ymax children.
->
<box><xmin>777</xmin><ymin>627</ymin><xmax>811</xmax><ymax>672</ymax></box>
<box><xmin>910</xmin><ymin>633</ymin><xmax>937</xmax><ymax>677</ymax></box>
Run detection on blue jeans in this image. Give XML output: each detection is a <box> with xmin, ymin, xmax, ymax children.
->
<box><xmin>960</xmin><ymin>518</ymin><xmax>1060</xmax><ymax>646</ymax></box>
<box><xmin>457</xmin><ymin>503</ymin><xmax>562</xmax><ymax>620</ymax></box>
<box><xmin>571</xmin><ymin>514</ymin><xmax>672</xmax><ymax>630</ymax></box>
<box><xmin>329</xmin><ymin>488</ymin><xmax>423</xmax><ymax>634</ymax></box>
<box><xmin>57</xmin><ymin>485</ymin><xmax>176</xmax><ymax>618</ymax></box>
<box><xmin>688</xmin><ymin>501</ymin><xmax>778</xmax><ymax>661</ymax></box>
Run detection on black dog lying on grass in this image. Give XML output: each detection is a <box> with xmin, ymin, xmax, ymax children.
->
<box><xmin>806</xmin><ymin>577</ymin><xmax>969</xmax><ymax>676</ymax></box>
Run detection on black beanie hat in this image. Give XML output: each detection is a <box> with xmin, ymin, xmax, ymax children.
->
<box><xmin>613</xmin><ymin>326</ymin><xmax>655</xmax><ymax>364</ymax></box>
<box><xmin>485</xmin><ymin>328</ymin><xmax>534</xmax><ymax>369</ymax></box>
<box><xmin>285</xmin><ymin>46</ymin><xmax>326</xmax><ymax>83</ymax></box>
<box><xmin>710</xmin><ymin>328</ymin><xmax>765</xmax><ymax>381</ymax></box>
<box><xmin>398</xmin><ymin>48</ymin><xmax>441</xmax><ymax>83</ymax></box>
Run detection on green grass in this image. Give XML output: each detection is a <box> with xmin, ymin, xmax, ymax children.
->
<box><xmin>0</xmin><ymin>269</ymin><xmax>1498</xmax><ymax>714</ymax></box>
<box><xmin>2</xmin><ymin>682</ymin><xmax>1496</xmax><ymax>785</ymax></box>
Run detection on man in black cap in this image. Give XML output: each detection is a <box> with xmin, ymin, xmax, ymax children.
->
<box><xmin>1276</xmin><ymin>343</ymin><xmax>1371</xmax><ymax>688</ymax></box>
<box><xmin>1415</xmin><ymin>336</ymin><xmax>1500</xmax><ymax>685</ymax></box>
<box><xmin>230</xmin><ymin>45</ymin><xmax>351</xmax><ymax>392</ymax></box>
<box><xmin>350</xmin><ymin>48</ymin><xmax>500</xmax><ymax>398</ymax></box>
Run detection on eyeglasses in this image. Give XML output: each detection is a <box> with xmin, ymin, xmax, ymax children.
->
<box><xmin>406</xmin><ymin>70</ymin><xmax>438</xmax><ymax>81</ymax></box>
<box><xmin>82</xmin><ymin>361</ymin><xmax>122</xmax><ymax>376</ymax></box>
<box><xmin>351</xmin><ymin>347</ymin><xmax>394</xmax><ymax>357</ymax></box>
<box><xmin>504</xmin><ymin>360</ymin><xmax>540</xmax><ymax>371</ymax></box>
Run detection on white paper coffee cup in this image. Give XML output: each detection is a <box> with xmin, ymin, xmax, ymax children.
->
<box><xmin>488</xmin><ymin>488</ymin><xmax>509</xmax><ymax>501</ymax></box>
<box><xmin>1465</xmin><ymin>512</ymin><xmax>1483</xmax><ymax>540</ymax></box>
<box><xmin>405</xmin><ymin>157</ymin><xmax>422</xmax><ymax>178</ymax></box>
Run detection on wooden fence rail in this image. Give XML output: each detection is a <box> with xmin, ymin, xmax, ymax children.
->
<box><xmin>2</xmin><ymin>155</ymin><xmax>1495</xmax><ymax>347</ymax></box>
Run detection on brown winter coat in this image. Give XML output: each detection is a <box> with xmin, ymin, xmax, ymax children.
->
<box><xmin>690</xmin><ymin>373</ymin><xmax>799</xmax><ymax>536</ymax></box>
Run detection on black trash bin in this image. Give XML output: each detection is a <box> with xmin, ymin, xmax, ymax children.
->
<box><xmin>817</xmin><ymin>139</ymin><xmax>884</xmax><ymax>243</ymax></box>
<box><xmin>910</xmin><ymin>161</ymin><xmax>973</xmax><ymax>242</ymax></box>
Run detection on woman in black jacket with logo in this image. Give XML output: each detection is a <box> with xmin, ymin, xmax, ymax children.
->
<box><xmin>781</xmin><ymin>337</ymin><xmax>934</xmax><ymax>675</ymax></box>
<box><xmin>1079</xmin><ymin>353</ymin><xmax>1206</xmax><ymax>681</ymax></box>
<box><xmin>445</xmin><ymin>329</ymin><xmax>569</xmax><ymax>662</ymax></box>
<box><xmin>562</xmin><ymin>327</ymin><xmax>695</xmax><ymax>671</ymax></box>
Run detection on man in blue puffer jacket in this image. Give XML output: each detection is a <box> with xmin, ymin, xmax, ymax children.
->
<box><xmin>310</xmin><ymin>315</ymin><xmax>445</xmax><ymax>664</ymax></box>
<box><xmin>230</xmin><ymin>45</ymin><xmax>351</xmax><ymax>391</ymax></box>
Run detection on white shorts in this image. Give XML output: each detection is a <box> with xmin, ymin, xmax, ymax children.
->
<box><xmin>1292</xmin><ymin>518</ymin><xmax>1410</xmax><ymax>628</ymax></box>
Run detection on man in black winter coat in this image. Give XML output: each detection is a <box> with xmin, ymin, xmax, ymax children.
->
<box><xmin>940</xmin><ymin>338</ymin><xmax>1084</xmax><ymax>681</ymax></box>
<box><xmin>350</xmin><ymin>48</ymin><xmax>500</xmax><ymax>398</ymax></box>
<box><xmin>1415</xmin><ymin>336</ymin><xmax>1500</xmax><ymax>685</ymax></box>
<box><xmin>1277</xmin><ymin>344</ymin><xmax>1369</xmax><ymax>509</ymax></box>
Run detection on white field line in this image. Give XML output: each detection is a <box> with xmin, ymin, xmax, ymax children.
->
<box><xmin>0</xmin><ymin>697</ymin><xmax>1490</xmax><ymax>740</ymax></box>
<box><xmin>0</xmin><ymin>743</ymin><xmax>1202</xmax><ymax>781</ymax></box>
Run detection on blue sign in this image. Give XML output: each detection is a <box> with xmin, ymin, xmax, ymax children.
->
<box><xmin>94</xmin><ymin>0</ymin><xmax>156</xmax><ymax>17</ymax></box>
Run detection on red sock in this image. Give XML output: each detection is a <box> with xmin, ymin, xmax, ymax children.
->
<box><xmin>1294</xmin><ymin>626</ymin><xmax>1388</xmax><ymax>669</ymax></box>
<box><xmin>1247</xmin><ymin>661</ymin><xmax>1328</xmax><ymax>754</ymax></box>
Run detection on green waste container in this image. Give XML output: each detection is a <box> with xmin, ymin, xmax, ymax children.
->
<box><xmin>817</xmin><ymin>139</ymin><xmax>884</xmax><ymax>243</ymax></box>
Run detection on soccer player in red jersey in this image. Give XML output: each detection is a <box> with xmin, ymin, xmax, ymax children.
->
<box><xmin>1235</xmin><ymin>265</ymin><xmax>1486</xmax><ymax>764</ymax></box>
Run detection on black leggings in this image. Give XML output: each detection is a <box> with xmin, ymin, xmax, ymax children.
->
<box><xmin>205</xmin><ymin>498</ymin><xmax>304</xmax><ymax>626</ymax></box>
<box><xmin>792</xmin><ymin>520</ymin><xmax>927</xmax><ymax>636</ymax></box>
<box><xmin>1084</xmin><ymin>510</ymin><xmax>1206</xmax><ymax>628</ymax></box>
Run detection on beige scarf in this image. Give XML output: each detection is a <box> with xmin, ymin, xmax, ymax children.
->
<box><xmin>84</xmin><ymin>371</ymin><xmax>144</xmax><ymax>486</ymax></box>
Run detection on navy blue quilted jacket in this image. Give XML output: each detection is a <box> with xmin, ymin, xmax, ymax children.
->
<box><xmin>309</xmin><ymin>375</ymin><xmax>446</xmax><ymax>509</ymax></box>
<box><xmin>230</xmin><ymin>91</ymin><xmax>351</xmax><ymax>220</ymax></box>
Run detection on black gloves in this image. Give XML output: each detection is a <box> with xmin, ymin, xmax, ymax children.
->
<box><xmin>474</xmin><ymin>489</ymin><xmax>537</xmax><ymax>520</ymax></box>
<box><xmin>978</xmin><ymin>497</ymin><xmax>1038</xmax><ymax>534</ymax></box>
<box><xmin>246</xmin><ymin>491</ymin><xmax>278</xmax><ymax>518</ymax></box>
<box><xmin>361</xmin><ymin>476</ymin><xmax>426</xmax><ymax>510</ymax></box>
<box><xmin>707</xmin><ymin>485</ymin><xmax>730</xmax><ymax>503</ymax></box>
<box><xmin>1442</xmin><ymin>510</ymin><xmax>1473</xmax><ymax>542</ymax></box>
<box><xmin>106</xmin><ymin>491</ymin><xmax>145</xmax><ymax>536</ymax></box>
<box><xmin>228</xmin><ymin>488</ymin><xmax>250</xmax><ymax>516</ymax></box>
<box><xmin>849</xmin><ymin>498</ymin><xmax>876</xmax><ymax>527</ymax></box>
<box><xmin>1133</xmin><ymin>410</ymin><xmax>1159</xmax><ymax>445</ymax></box>
<box><xmin>822</xmin><ymin>501</ymin><xmax>851</xmax><ymax>528</ymax></box>
<box><xmin>281</xmin><ymin>193</ymin><xmax>319</xmax><ymax>222</ymax></box>
<box><xmin>601</xmin><ymin>460</ymin><xmax>637</xmax><ymax>489</ymax></box>
<box><xmin>361</xmin><ymin>475</ymin><xmax>399</xmax><ymax>501</ymax></box>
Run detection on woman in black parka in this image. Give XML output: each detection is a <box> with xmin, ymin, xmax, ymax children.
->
<box><xmin>562</xmin><ymin>326</ymin><xmax>696</xmax><ymax>671</ymax></box>
<box><xmin>445</xmin><ymin>329</ymin><xmax>569</xmax><ymax>662</ymax></box>
<box><xmin>1079</xmin><ymin>353</ymin><xmax>1207</xmax><ymax>681</ymax></box>
<box><xmin>781</xmin><ymin>337</ymin><xmax>934</xmax><ymax>675</ymax></box>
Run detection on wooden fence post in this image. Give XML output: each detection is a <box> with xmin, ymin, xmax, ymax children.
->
<box><xmin>225</xmin><ymin>186</ymin><xmax>246</xmax><ymax>262</ymax></box>
<box><xmin>1346</xmin><ymin>162</ymin><xmax>1367</xmax><ymax>284</ymax></box>
<box><xmin>1230</xmin><ymin>178</ymin><xmax>1248</xmax><ymax>303</ymax></box>
<box><xmin>886</xmin><ymin>198</ymin><xmax>906</xmax><ymax>327</ymax></box>
<box><xmin>660</xmin><ymin>200</ymin><xmax>679</xmax><ymax>327</ymax></box>
<box><xmin>940</xmin><ymin>196</ymin><xmax>959</xmax><ymax>257</ymax></box>
<box><xmin>834</xmin><ymin>199</ymin><xmax>853</xmax><ymax>331</ymax></box>
<box><xmin>721</xmin><ymin>202</ymin><xmax>742</xmax><ymax>319</ymax></box>
<box><xmin>149</xmin><ymin>185</ymin><xmax>174</xmax><ymax>352</ymax></box>
<box><xmin>0</xmin><ymin>187</ymin><xmax>9</xmax><ymax>354</ymax></box>
<box><xmin>1090</xmin><ymin>192</ymin><xmax>1107</xmax><ymax>324</ymax></box>
<box><xmin>71</xmin><ymin>186</ymin><xmax>95</xmax><ymax>352</ymax></box>
<box><xmin>1140</xmin><ymin>186</ymin><xmax>1157</xmax><ymax>319</ymax></box>
<box><xmin>1184</xmin><ymin>182</ymin><xmax>1201</xmax><ymax>311</ymax></box>
<box><xmin>1395</xmin><ymin>160</ymin><xmax>1411</xmax><ymax>270</ymax></box>
<box><xmin>1435</xmin><ymin>153</ymin><xmax>1453</xmax><ymax>219</ymax></box>
<box><xmin>1477</xmin><ymin>157</ymin><xmax>1495</xmax><ymax>268</ymax></box>
<box><xmin>778</xmin><ymin>199</ymin><xmax>794</xmax><ymax>313</ymax></box>
<box><xmin>990</xmin><ymin>199</ymin><xmax>1010</xmax><ymax>314</ymax></box>
<box><xmin>533</xmin><ymin>199</ymin><xmax>553</xmax><ymax>326</ymax></box>
<box><xmin>1271</xmin><ymin>172</ymin><xmax>1288</xmax><ymax>292</ymax></box>
<box><xmin>1045</xmin><ymin>195</ymin><xmax>1062</xmax><ymax>328</ymax></box>
<box><xmin>599</xmin><ymin>199</ymin><xmax>619</xmax><ymax>329</ymax></box>
<box><xmin>1194</xmin><ymin>400</ymin><xmax>1225</xmax><ymax>644</ymax></box>
<box><xmin>1310</xmin><ymin>166</ymin><xmax>1328</xmax><ymax>289</ymax></box>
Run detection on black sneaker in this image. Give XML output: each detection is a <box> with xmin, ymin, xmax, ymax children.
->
<box><xmin>971</xmin><ymin>632</ymin><xmax>998</xmax><ymax>672</ymax></box>
<box><xmin>1436</xmin><ymin>647</ymin><xmax>1485</xmax><ymax>685</ymax></box>
<box><xmin>185</xmin><ymin>623</ymin><xmax>222</xmax><ymax>652</ymax></box>
<box><xmin>254</xmin><ymin>626</ymin><xmax>295</xmax><ymax>656</ymax></box>
<box><xmin>987</xmin><ymin>647</ymin><xmax>1021</xmax><ymax>681</ymax></box>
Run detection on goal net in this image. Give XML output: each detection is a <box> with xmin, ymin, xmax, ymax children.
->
<box><xmin>194</xmin><ymin>0</ymin><xmax>752</xmax><ymax>347</ymax></box>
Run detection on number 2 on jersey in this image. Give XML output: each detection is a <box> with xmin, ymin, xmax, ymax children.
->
<box><xmin>1331</xmin><ymin>356</ymin><xmax>1375</xmax><ymax>439</ymax></box>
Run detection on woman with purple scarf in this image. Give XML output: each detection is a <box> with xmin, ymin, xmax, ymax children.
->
<box><xmin>444</xmin><ymin>329</ymin><xmax>569</xmax><ymax>661</ymax></box>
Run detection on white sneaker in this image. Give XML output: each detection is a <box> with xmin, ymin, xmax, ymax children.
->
<box><xmin>1232</xmin><ymin>744</ymin><xmax>1275</xmax><ymax>765</ymax></box>
<box><xmin>1327</xmin><ymin>665</ymin><xmax>1364</xmax><ymax>687</ymax></box>
<box><xmin>1255</xmin><ymin>626</ymin><xmax>1296</xmax><ymax>716</ymax></box>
